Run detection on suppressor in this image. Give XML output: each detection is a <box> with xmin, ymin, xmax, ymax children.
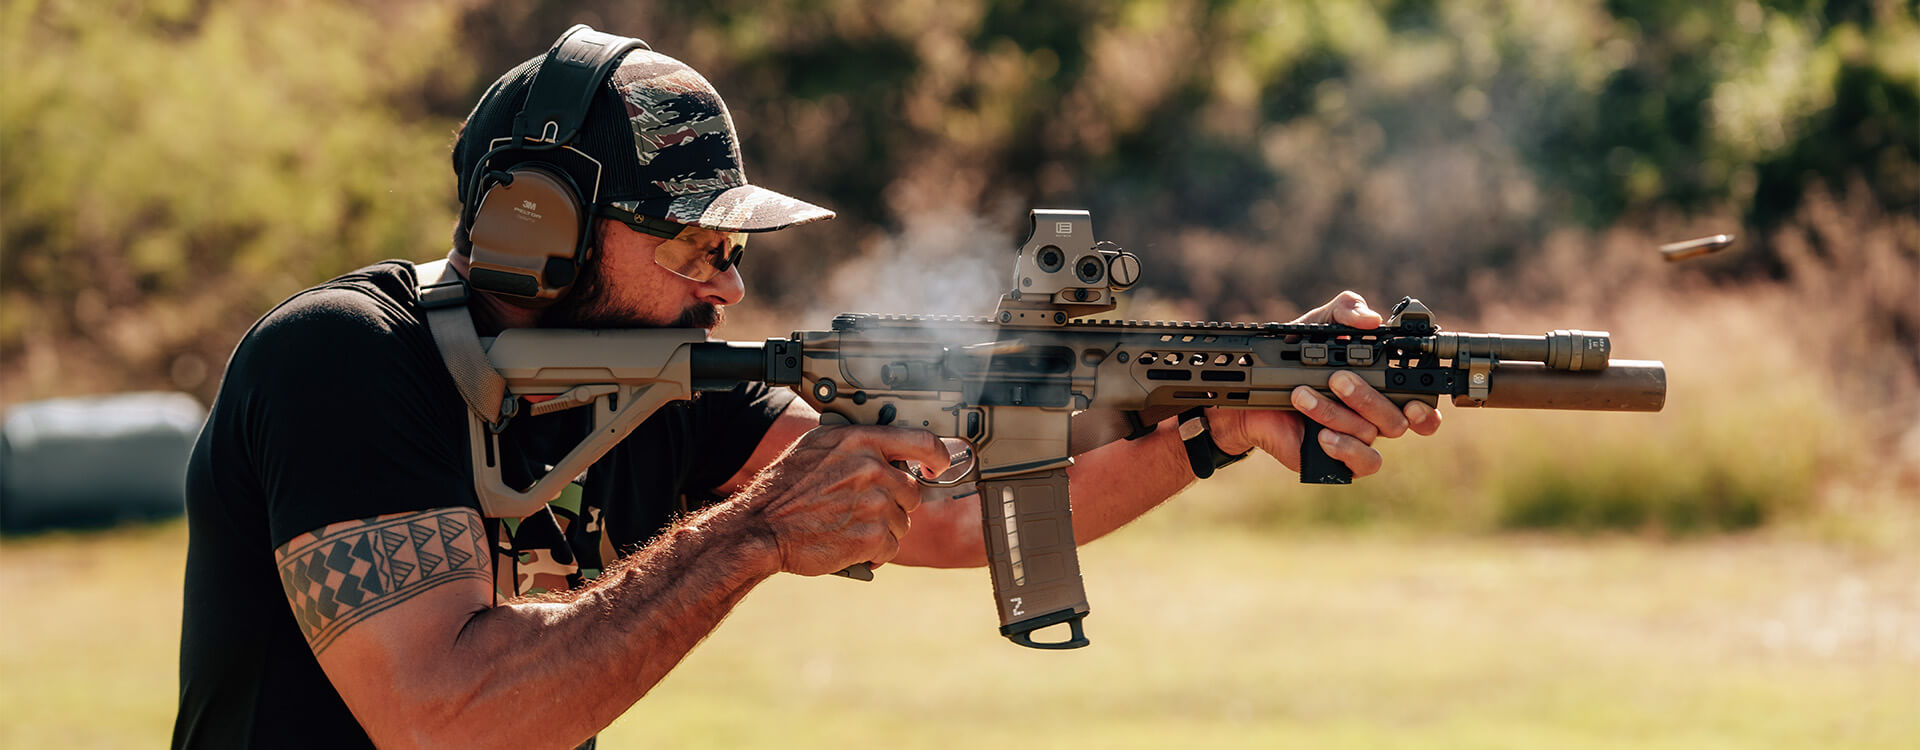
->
<box><xmin>1450</xmin><ymin>360</ymin><xmax>1666</xmax><ymax>411</ymax></box>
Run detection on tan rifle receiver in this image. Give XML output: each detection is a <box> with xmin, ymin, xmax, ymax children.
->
<box><xmin>463</xmin><ymin>208</ymin><xmax>1667</xmax><ymax>650</ymax></box>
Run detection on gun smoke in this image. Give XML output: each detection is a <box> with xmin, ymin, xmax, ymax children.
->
<box><xmin>806</xmin><ymin>209</ymin><xmax>1015</xmax><ymax>321</ymax></box>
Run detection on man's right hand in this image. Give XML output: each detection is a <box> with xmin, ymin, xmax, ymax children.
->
<box><xmin>744</xmin><ymin>425</ymin><xmax>950</xmax><ymax>576</ymax></box>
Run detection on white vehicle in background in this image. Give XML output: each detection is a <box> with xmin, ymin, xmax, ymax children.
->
<box><xmin>1</xmin><ymin>392</ymin><xmax>203</xmax><ymax>532</ymax></box>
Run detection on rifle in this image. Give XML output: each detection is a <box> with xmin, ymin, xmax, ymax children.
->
<box><xmin>454</xmin><ymin>209</ymin><xmax>1667</xmax><ymax>650</ymax></box>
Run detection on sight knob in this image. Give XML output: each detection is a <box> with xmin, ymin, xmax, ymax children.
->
<box><xmin>1108</xmin><ymin>252</ymin><xmax>1142</xmax><ymax>288</ymax></box>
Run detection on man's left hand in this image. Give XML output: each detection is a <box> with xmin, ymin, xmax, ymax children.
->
<box><xmin>1205</xmin><ymin>291</ymin><xmax>1443</xmax><ymax>479</ymax></box>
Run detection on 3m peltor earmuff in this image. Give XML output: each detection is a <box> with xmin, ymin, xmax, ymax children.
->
<box><xmin>461</xmin><ymin>25</ymin><xmax>650</xmax><ymax>303</ymax></box>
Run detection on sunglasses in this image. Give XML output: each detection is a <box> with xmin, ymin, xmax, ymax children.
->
<box><xmin>597</xmin><ymin>204</ymin><xmax>747</xmax><ymax>282</ymax></box>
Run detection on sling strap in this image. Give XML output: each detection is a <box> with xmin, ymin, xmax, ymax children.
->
<box><xmin>414</xmin><ymin>258</ymin><xmax>510</xmax><ymax>426</ymax></box>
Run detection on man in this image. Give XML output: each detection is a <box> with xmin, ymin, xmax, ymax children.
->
<box><xmin>173</xmin><ymin>31</ymin><xmax>1440</xmax><ymax>749</ymax></box>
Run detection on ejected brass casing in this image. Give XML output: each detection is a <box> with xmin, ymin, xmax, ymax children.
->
<box><xmin>1450</xmin><ymin>360</ymin><xmax>1666</xmax><ymax>411</ymax></box>
<box><xmin>1660</xmin><ymin>234</ymin><xmax>1735</xmax><ymax>262</ymax></box>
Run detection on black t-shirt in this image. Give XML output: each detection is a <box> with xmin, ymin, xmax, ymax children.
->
<box><xmin>171</xmin><ymin>261</ymin><xmax>792</xmax><ymax>748</ymax></box>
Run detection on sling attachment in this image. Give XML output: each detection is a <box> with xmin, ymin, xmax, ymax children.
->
<box><xmin>415</xmin><ymin>258</ymin><xmax>513</xmax><ymax>430</ymax></box>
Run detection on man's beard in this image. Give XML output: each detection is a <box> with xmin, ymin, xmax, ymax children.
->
<box><xmin>537</xmin><ymin>258</ymin><xmax>724</xmax><ymax>331</ymax></box>
<box><xmin>669</xmin><ymin>302</ymin><xmax>723</xmax><ymax>329</ymax></box>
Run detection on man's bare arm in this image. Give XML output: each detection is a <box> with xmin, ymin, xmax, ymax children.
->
<box><xmin>275</xmin><ymin>424</ymin><xmax>945</xmax><ymax>748</ymax></box>
<box><xmin>277</xmin><ymin>502</ymin><xmax>777</xmax><ymax>749</ymax></box>
<box><xmin>276</xmin><ymin>509</ymin><xmax>495</xmax><ymax>656</ymax></box>
<box><xmin>744</xmin><ymin>397</ymin><xmax>1379</xmax><ymax>569</ymax></box>
<box><xmin>887</xmin><ymin>412</ymin><xmax>1195</xmax><ymax>568</ymax></box>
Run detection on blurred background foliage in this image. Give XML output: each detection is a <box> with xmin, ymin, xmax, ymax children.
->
<box><xmin>2</xmin><ymin>0</ymin><xmax>1916</xmax><ymax>534</ymax></box>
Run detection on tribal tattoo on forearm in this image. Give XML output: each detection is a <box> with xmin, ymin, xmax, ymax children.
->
<box><xmin>275</xmin><ymin>508</ymin><xmax>492</xmax><ymax>654</ymax></box>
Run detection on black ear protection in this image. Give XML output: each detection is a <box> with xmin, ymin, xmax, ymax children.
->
<box><xmin>461</xmin><ymin>25</ymin><xmax>649</xmax><ymax>303</ymax></box>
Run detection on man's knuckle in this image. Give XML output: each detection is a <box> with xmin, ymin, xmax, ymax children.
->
<box><xmin>875</xmin><ymin>489</ymin><xmax>906</xmax><ymax>517</ymax></box>
<box><xmin>1379</xmin><ymin>419</ymin><xmax>1408</xmax><ymax>439</ymax></box>
<box><xmin>855</xmin><ymin>453</ymin><xmax>891</xmax><ymax>476</ymax></box>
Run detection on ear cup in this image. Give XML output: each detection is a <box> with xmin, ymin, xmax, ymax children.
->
<box><xmin>467</xmin><ymin>166</ymin><xmax>588</xmax><ymax>302</ymax></box>
<box><xmin>455</xmin><ymin>26</ymin><xmax>649</xmax><ymax>304</ymax></box>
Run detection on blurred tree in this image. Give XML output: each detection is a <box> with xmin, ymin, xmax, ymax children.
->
<box><xmin>2</xmin><ymin>0</ymin><xmax>1913</xmax><ymax>406</ymax></box>
<box><xmin>2</xmin><ymin>0</ymin><xmax>473</xmax><ymax>402</ymax></box>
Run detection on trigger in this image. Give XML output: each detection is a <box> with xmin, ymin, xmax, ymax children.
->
<box><xmin>889</xmin><ymin>459</ymin><xmax>938</xmax><ymax>486</ymax></box>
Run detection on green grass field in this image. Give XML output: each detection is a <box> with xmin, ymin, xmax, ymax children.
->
<box><xmin>3</xmin><ymin>509</ymin><xmax>1915</xmax><ymax>748</ymax></box>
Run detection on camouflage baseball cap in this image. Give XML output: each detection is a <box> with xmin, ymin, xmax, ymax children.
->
<box><xmin>455</xmin><ymin>45</ymin><xmax>833</xmax><ymax>233</ymax></box>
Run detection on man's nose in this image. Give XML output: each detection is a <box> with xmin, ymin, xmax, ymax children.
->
<box><xmin>700</xmin><ymin>263</ymin><xmax>745</xmax><ymax>307</ymax></box>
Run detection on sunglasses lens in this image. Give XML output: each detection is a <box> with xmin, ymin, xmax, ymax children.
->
<box><xmin>653</xmin><ymin>227</ymin><xmax>746</xmax><ymax>282</ymax></box>
<box><xmin>659</xmin><ymin>249</ymin><xmax>716</xmax><ymax>281</ymax></box>
<box><xmin>603</xmin><ymin>206</ymin><xmax>748</xmax><ymax>281</ymax></box>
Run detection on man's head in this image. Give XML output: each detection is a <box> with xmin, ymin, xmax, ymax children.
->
<box><xmin>452</xmin><ymin>28</ymin><xmax>832</xmax><ymax>329</ymax></box>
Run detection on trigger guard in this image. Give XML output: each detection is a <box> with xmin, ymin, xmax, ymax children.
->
<box><xmin>914</xmin><ymin>437</ymin><xmax>979</xmax><ymax>488</ymax></box>
<box><xmin>915</xmin><ymin>471</ymin><xmax>976</xmax><ymax>489</ymax></box>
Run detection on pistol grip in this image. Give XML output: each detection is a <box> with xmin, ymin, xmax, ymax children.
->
<box><xmin>979</xmin><ymin>469</ymin><xmax>1091</xmax><ymax>649</ymax></box>
<box><xmin>1298</xmin><ymin>420</ymin><xmax>1354</xmax><ymax>484</ymax></box>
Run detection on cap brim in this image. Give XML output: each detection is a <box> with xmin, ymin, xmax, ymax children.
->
<box><xmin>613</xmin><ymin>185</ymin><xmax>834</xmax><ymax>233</ymax></box>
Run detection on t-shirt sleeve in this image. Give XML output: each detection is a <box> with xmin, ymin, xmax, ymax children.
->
<box><xmin>679</xmin><ymin>381</ymin><xmax>797</xmax><ymax>496</ymax></box>
<box><xmin>234</xmin><ymin>289</ymin><xmax>475</xmax><ymax>548</ymax></box>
